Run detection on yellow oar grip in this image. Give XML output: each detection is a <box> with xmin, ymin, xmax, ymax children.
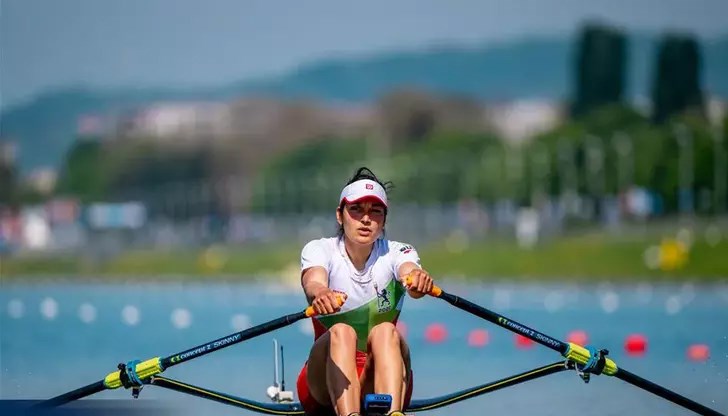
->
<box><xmin>103</xmin><ymin>357</ymin><xmax>163</xmax><ymax>389</ymax></box>
<box><xmin>305</xmin><ymin>295</ymin><xmax>345</xmax><ymax>317</ymax></box>
<box><xmin>404</xmin><ymin>274</ymin><xmax>442</xmax><ymax>297</ymax></box>
<box><xmin>565</xmin><ymin>343</ymin><xmax>618</xmax><ymax>376</ymax></box>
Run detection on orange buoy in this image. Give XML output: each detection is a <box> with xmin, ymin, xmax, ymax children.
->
<box><xmin>424</xmin><ymin>323</ymin><xmax>447</xmax><ymax>344</ymax></box>
<box><xmin>686</xmin><ymin>344</ymin><xmax>710</xmax><ymax>362</ymax></box>
<box><xmin>567</xmin><ymin>330</ymin><xmax>589</xmax><ymax>346</ymax></box>
<box><xmin>468</xmin><ymin>329</ymin><xmax>489</xmax><ymax>347</ymax></box>
<box><xmin>515</xmin><ymin>334</ymin><xmax>534</xmax><ymax>349</ymax></box>
<box><xmin>624</xmin><ymin>334</ymin><xmax>647</xmax><ymax>356</ymax></box>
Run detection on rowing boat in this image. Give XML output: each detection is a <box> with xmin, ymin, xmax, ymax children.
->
<box><xmin>36</xmin><ymin>280</ymin><xmax>725</xmax><ymax>416</ymax></box>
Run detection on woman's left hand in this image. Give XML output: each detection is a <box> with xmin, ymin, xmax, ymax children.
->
<box><xmin>403</xmin><ymin>268</ymin><xmax>434</xmax><ymax>298</ymax></box>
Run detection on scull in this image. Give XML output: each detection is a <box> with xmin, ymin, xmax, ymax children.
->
<box><xmin>36</xmin><ymin>278</ymin><xmax>724</xmax><ymax>416</ymax></box>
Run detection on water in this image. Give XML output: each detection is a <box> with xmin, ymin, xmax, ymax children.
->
<box><xmin>2</xmin><ymin>280</ymin><xmax>728</xmax><ymax>415</ymax></box>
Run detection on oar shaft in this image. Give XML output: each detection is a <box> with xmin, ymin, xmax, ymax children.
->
<box><xmin>40</xmin><ymin>380</ymin><xmax>106</xmax><ymax>408</ymax></box>
<box><xmin>437</xmin><ymin>291</ymin><xmax>568</xmax><ymax>354</ymax></box>
<box><xmin>161</xmin><ymin>311</ymin><xmax>308</xmax><ymax>369</ymax></box>
<box><xmin>422</xmin><ymin>279</ymin><xmax>724</xmax><ymax>416</ymax></box>
<box><xmin>616</xmin><ymin>369</ymin><xmax>725</xmax><ymax>416</ymax></box>
<box><xmin>41</xmin><ymin>305</ymin><xmax>322</xmax><ymax>408</ymax></box>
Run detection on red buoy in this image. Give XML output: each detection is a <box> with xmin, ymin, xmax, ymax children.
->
<box><xmin>687</xmin><ymin>344</ymin><xmax>710</xmax><ymax>362</ymax></box>
<box><xmin>515</xmin><ymin>334</ymin><xmax>534</xmax><ymax>349</ymax></box>
<box><xmin>468</xmin><ymin>329</ymin><xmax>489</xmax><ymax>347</ymax></box>
<box><xmin>624</xmin><ymin>334</ymin><xmax>647</xmax><ymax>356</ymax></box>
<box><xmin>567</xmin><ymin>330</ymin><xmax>589</xmax><ymax>346</ymax></box>
<box><xmin>424</xmin><ymin>323</ymin><xmax>447</xmax><ymax>344</ymax></box>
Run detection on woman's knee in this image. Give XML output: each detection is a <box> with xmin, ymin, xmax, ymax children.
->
<box><xmin>368</xmin><ymin>322</ymin><xmax>400</xmax><ymax>346</ymax></box>
<box><xmin>329</xmin><ymin>323</ymin><xmax>357</xmax><ymax>346</ymax></box>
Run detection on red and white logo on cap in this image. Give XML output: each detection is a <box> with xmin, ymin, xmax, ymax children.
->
<box><xmin>366</xmin><ymin>184</ymin><xmax>373</xmax><ymax>190</ymax></box>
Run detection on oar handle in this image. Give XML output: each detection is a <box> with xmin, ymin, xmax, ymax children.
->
<box><xmin>304</xmin><ymin>295</ymin><xmax>346</xmax><ymax>317</ymax></box>
<box><xmin>404</xmin><ymin>274</ymin><xmax>443</xmax><ymax>297</ymax></box>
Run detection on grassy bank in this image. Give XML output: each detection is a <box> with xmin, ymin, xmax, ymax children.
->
<box><xmin>3</xmin><ymin>231</ymin><xmax>727</xmax><ymax>282</ymax></box>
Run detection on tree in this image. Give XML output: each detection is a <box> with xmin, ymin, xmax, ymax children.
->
<box><xmin>0</xmin><ymin>155</ymin><xmax>17</xmax><ymax>206</ymax></box>
<box><xmin>572</xmin><ymin>23</ymin><xmax>627</xmax><ymax>117</ymax></box>
<box><xmin>651</xmin><ymin>33</ymin><xmax>705</xmax><ymax>123</ymax></box>
<box><xmin>55</xmin><ymin>139</ymin><xmax>108</xmax><ymax>202</ymax></box>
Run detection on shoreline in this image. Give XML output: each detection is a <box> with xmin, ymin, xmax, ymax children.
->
<box><xmin>2</xmin><ymin>233</ymin><xmax>727</xmax><ymax>282</ymax></box>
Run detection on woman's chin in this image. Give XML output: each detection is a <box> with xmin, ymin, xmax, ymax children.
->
<box><xmin>350</xmin><ymin>233</ymin><xmax>378</xmax><ymax>245</ymax></box>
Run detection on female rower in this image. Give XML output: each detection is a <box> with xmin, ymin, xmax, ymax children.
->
<box><xmin>296</xmin><ymin>167</ymin><xmax>435</xmax><ymax>416</ymax></box>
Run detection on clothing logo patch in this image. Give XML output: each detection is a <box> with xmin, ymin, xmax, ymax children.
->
<box><xmin>373</xmin><ymin>282</ymin><xmax>391</xmax><ymax>313</ymax></box>
<box><xmin>399</xmin><ymin>244</ymin><xmax>413</xmax><ymax>254</ymax></box>
<box><xmin>366</xmin><ymin>183</ymin><xmax>374</xmax><ymax>190</ymax></box>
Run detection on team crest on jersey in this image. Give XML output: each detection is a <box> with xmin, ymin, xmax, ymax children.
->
<box><xmin>373</xmin><ymin>282</ymin><xmax>392</xmax><ymax>313</ymax></box>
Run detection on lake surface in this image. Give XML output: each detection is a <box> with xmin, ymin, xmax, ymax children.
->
<box><xmin>2</xmin><ymin>279</ymin><xmax>727</xmax><ymax>415</ymax></box>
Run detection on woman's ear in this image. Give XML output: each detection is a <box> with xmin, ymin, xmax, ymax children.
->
<box><xmin>336</xmin><ymin>207</ymin><xmax>343</xmax><ymax>226</ymax></box>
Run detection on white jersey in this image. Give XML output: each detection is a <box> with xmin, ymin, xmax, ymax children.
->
<box><xmin>301</xmin><ymin>236</ymin><xmax>421</xmax><ymax>351</ymax></box>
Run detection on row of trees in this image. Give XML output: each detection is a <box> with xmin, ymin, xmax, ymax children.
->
<box><xmin>252</xmin><ymin>108</ymin><xmax>727</xmax><ymax>215</ymax></box>
<box><xmin>573</xmin><ymin>23</ymin><xmax>705</xmax><ymax>123</ymax></box>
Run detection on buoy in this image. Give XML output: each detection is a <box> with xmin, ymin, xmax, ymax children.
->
<box><xmin>515</xmin><ymin>334</ymin><xmax>534</xmax><ymax>349</ymax></box>
<box><xmin>686</xmin><ymin>344</ymin><xmax>710</xmax><ymax>362</ymax></box>
<box><xmin>468</xmin><ymin>329</ymin><xmax>489</xmax><ymax>347</ymax></box>
<box><xmin>624</xmin><ymin>334</ymin><xmax>647</xmax><ymax>356</ymax></box>
<box><xmin>424</xmin><ymin>323</ymin><xmax>447</xmax><ymax>344</ymax></box>
<box><xmin>567</xmin><ymin>330</ymin><xmax>589</xmax><ymax>346</ymax></box>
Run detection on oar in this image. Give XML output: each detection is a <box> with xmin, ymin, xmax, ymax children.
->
<box><xmin>408</xmin><ymin>278</ymin><xmax>725</xmax><ymax>416</ymax></box>
<box><xmin>41</xmin><ymin>302</ymin><xmax>335</xmax><ymax>408</ymax></box>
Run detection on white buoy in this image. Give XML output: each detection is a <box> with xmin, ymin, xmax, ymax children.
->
<box><xmin>665</xmin><ymin>296</ymin><xmax>682</xmax><ymax>315</ymax></box>
<box><xmin>493</xmin><ymin>288</ymin><xmax>512</xmax><ymax>310</ymax></box>
<box><xmin>600</xmin><ymin>292</ymin><xmax>619</xmax><ymax>314</ymax></box>
<box><xmin>122</xmin><ymin>305</ymin><xmax>141</xmax><ymax>326</ymax></box>
<box><xmin>40</xmin><ymin>297</ymin><xmax>58</xmax><ymax>320</ymax></box>
<box><xmin>543</xmin><ymin>292</ymin><xmax>564</xmax><ymax>313</ymax></box>
<box><xmin>78</xmin><ymin>303</ymin><xmax>97</xmax><ymax>324</ymax></box>
<box><xmin>7</xmin><ymin>299</ymin><xmax>24</xmax><ymax>319</ymax></box>
<box><xmin>171</xmin><ymin>308</ymin><xmax>192</xmax><ymax>329</ymax></box>
<box><xmin>298</xmin><ymin>319</ymin><xmax>315</xmax><ymax>336</ymax></box>
<box><xmin>231</xmin><ymin>314</ymin><xmax>251</xmax><ymax>331</ymax></box>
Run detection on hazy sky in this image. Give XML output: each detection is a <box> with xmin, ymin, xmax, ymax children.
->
<box><xmin>2</xmin><ymin>0</ymin><xmax>727</xmax><ymax>108</ymax></box>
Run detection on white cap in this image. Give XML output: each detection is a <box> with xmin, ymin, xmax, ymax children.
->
<box><xmin>339</xmin><ymin>179</ymin><xmax>388</xmax><ymax>207</ymax></box>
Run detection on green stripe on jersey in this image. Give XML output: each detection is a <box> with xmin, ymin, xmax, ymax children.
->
<box><xmin>317</xmin><ymin>278</ymin><xmax>406</xmax><ymax>351</ymax></box>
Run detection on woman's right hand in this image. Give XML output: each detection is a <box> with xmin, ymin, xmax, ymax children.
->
<box><xmin>312</xmin><ymin>288</ymin><xmax>346</xmax><ymax>315</ymax></box>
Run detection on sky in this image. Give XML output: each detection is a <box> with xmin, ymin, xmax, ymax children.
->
<box><xmin>2</xmin><ymin>0</ymin><xmax>727</xmax><ymax>108</ymax></box>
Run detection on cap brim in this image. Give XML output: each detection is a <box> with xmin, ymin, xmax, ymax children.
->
<box><xmin>341</xmin><ymin>195</ymin><xmax>387</xmax><ymax>207</ymax></box>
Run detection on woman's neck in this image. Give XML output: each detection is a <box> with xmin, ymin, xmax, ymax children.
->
<box><xmin>343</xmin><ymin>237</ymin><xmax>374</xmax><ymax>271</ymax></box>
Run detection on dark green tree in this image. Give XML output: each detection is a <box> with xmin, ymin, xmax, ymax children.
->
<box><xmin>572</xmin><ymin>23</ymin><xmax>627</xmax><ymax>117</ymax></box>
<box><xmin>0</xmin><ymin>155</ymin><xmax>17</xmax><ymax>206</ymax></box>
<box><xmin>55</xmin><ymin>139</ymin><xmax>108</xmax><ymax>202</ymax></box>
<box><xmin>651</xmin><ymin>33</ymin><xmax>705</xmax><ymax>123</ymax></box>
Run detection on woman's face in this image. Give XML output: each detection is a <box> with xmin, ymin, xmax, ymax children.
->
<box><xmin>337</xmin><ymin>200</ymin><xmax>386</xmax><ymax>245</ymax></box>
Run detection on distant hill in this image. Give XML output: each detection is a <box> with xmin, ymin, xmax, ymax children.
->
<box><xmin>2</xmin><ymin>34</ymin><xmax>727</xmax><ymax>173</ymax></box>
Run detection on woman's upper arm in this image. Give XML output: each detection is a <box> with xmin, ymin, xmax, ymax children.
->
<box><xmin>393</xmin><ymin>242</ymin><xmax>422</xmax><ymax>281</ymax></box>
<box><xmin>300</xmin><ymin>239</ymin><xmax>330</xmax><ymax>286</ymax></box>
<box><xmin>302</xmin><ymin>265</ymin><xmax>328</xmax><ymax>286</ymax></box>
